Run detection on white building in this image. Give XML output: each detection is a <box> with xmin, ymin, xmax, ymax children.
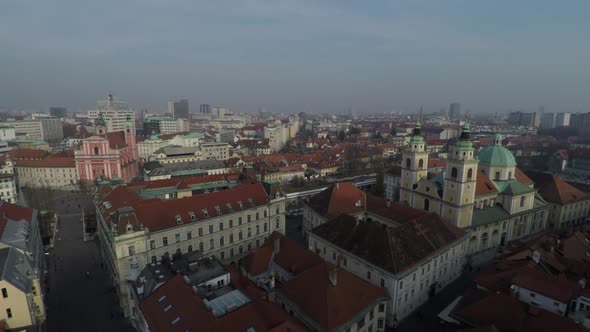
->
<box><xmin>96</xmin><ymin>179</ymin><xmax>286</xmax><ymax>317</ymax></box>
<box><xmin>306</xmin><ymin>197</ymin><xmax>467</xmax><ymax>327</ymax></box>
<box><xmin>88</xmin><ymin>94</ymin><xmax>135</xmax><ymax>133</ymax></box>
<box><xmin>0</xmin><ymin>118</ymin><xmax>63</xmax><ymax>141</ymax></box>
<box><xmin>201</xmin><ymin>142</ymin><xmax>230</xmax><ymax>161</ymax></box>
<box><xmin>0</xmin><ymin>126</ymin><xmax>16</xmax><ymax>141</ymax></box>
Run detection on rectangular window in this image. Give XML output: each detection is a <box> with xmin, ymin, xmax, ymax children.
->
<box><xmin>238</xmin><ymin>217</ymin><xmax>242</xmax><ymax>225</ymax></box>
<box><xmin>209</xmin><ymin>225</ymin><xmax>214</xmax><ymax>233</ymax></box>
<box><xmin>163</xmin><ymin>237</ymin><xmax>168</xmax><ymax>246</ymax></box>
<box><xmin>1</xmin><ymin>288</ymin><xmax>7</xmax><ymax>298</ymax></box>
<box><xmin>150</xmin><ymin>240</ymin><xmax>155</xmax><ymax>250</ymax></box>
<box><xmin>6</xmin><ymin>308</ymin><xmax>12</xmax><ymax>319</ymax></box>
<box><xmin>378</xmin><ymin>303</ymin><xmax>385</xmax><ymax>312</ymax></box>
<box><xmin>187</xmin><ymin>231</ymin><xmax>192</xmax><ymax>240</ymax></box>
<box><xmin>367</xmin><ymin>271</ymin><xmax>371</xmax><ymax>280</ymax></box>
<box><xmin>229</xmin><ymin>220</ymin><xmax>233</xmax><ymax>228</ymax></box>
<box><xmin>128</xmin><ymin>246</ymin><xmax>135</xmax><ymax>256</ymax></box>
<box><xmin>219</xmin><ymin>222</ymin><xmax>224</xmax><ymax>231</ymax></box>
<box><xmin>378</xmin><ymin>319</ymin><xmax>384</xmax><ymax>328</ymax></box>
<box><xmin>400</xmin><ymin>281</ymin><xmax>403</xmax><ymax>289</ymax></box>
<box><xmin>380</xmin><ymin>278</ymin><xmax>385</xmax><ymax>287</ymax></box>
<box><xmin>175</xmin><ymin>233</ymin><xmax>180</xmax><ymax>243</ymax></box>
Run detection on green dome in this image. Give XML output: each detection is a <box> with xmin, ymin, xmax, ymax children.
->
<box><xmin>478</xmin><ymin>145</ymin><xmax>516</xmax><ymax>166</ymax></box>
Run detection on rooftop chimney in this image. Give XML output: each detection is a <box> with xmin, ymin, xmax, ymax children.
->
<box><xmin>329</xmin><ymin>269</ymin><xmax>338</xmax><ymax>287</ymax></box>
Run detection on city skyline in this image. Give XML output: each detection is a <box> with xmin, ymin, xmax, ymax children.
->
<box><xmin>1</xmin><ymin>1</ymin><xmax>590</xmax><ymax>113</ymax></box>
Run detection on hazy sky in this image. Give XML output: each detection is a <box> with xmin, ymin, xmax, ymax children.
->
<box><xmin>1</xmin><ymin>0</ymin><xmax>589</xmax><ymax>114</ymax></box>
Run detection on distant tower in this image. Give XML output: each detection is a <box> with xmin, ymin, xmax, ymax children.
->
<box><xmin>442</xmin><ymin>120</ymin><xmax>477</xmax><ymax>227</ymax></box>
<box><xmin>95</xmin><ymin>112</ymin><xmax>107</xmax><ymax>135</ymax></box>
<box><xmin>124</xmin><ymin>114</ymin><xmax>138</xmax><ymax>160</ymax></box>
<box><xmin>400</xmin><ymin>119</ymin><xmax>428</xmax><ymax>204</ymax></box>
<box><xmin>449</xmin><ymin>103</ymin><xmax>461</xmax><ymax>121</ymax></box>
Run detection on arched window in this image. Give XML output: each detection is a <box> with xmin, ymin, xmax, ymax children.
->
<box><xmin>520</xmin><ymin>196</ymin><xmax>526</xmax><ymax>207</ymax></box>
<box><xmin>495</xmin><ymin>171</ymin><xmax>500</xmax><ymax>180</ymax></box>
<box><xmin>451</xmin><ymin>167</ymin><xmax>458</xmax><ymax>179</ymax></box>
<box><xmin>94</xmin><ymin>147</ymin><xmax>99</xmax><ymax>155</ymax></box>
<box><xmin>406</xmin><ymin>158</ymin><xmax>411</xmax><ymax>168</ymax></box>
<box><xmin>418</xmin><ymin>159</ymin><xmax>424</xmax><ymax>168</ymax></box>
<box><xmin>424</xmin><ymin>199</ymin><xmax>430</xmax><ymax>212</ymax></box>
<box><xmin>467</xmin><ymin>168</ymin><xmax>473</xmax><ymax>179</ymax></box>
<box><xmin>481</xmin><ymin>233</ymin><xmax>489</xmax><ymax>249</ymax></box>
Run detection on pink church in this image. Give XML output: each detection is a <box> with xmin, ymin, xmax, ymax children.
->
<box><xmin>75</xmin><ymin>113</ymin><xmax>139</xmax><ymax>183</ymax></box>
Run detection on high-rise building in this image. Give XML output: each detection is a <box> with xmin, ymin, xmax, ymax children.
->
<box><xmin>0</xmin><ymin>118</ymin><xmax>63</xmax><ymax>141</ymax></box>
<box><xmin>172</xmin><ymin>99</ymin><xmax>189</xmax><ymax>119</ymax></box>
<box><xmin>449</xmin><ymin>103</ymin><xmax>461</xmax><ymax>120</ymax></box>
<box><xmin>571</xmin><ymin>113</ymin><xmax>590</xmax><ymax>131</ymax></box>
<box><xmin>556</xmin><ymin>112</ymin><xmax>571</xmax><ymax>127</ymax></box>
<box><xmin>87</xmin><ymin>94</ymin><xmax>135</xmax><ymax>133</ymax></box>
<box><xmin>200</xmin><ymin>104</ymin><xmax>211</xmax><ymax>114</ymax></box>
<box><xmin>49</xmin><ymin>107</ymin><xmax>67</xmax><ymax>118</ymax></box>
<box><xmin>540</xmin><ymin>113</ymin><xmax>557</xmax><ymax>129</ymax></box>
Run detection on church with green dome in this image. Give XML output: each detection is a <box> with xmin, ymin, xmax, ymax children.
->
<box><xmin>398</xmin><ymin>121</ymin><xmax>549</xmax><ymax>257</ymax></box>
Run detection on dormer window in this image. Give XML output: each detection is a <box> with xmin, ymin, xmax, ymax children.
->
<box><xmin>226</xmin><ymin>203</ymin><xmax>234</xmax><ymax>212</ymax></box>
<box><xmin>237</xmin><ymin>201</ymin><xmax>244</xmax><ymax>209</ymax></box>
<box><xmin>126</xmin><ymin>224</ymin><xmax>133</xmax><ymax>233</ymax></box>
<box><xmin>215</xmin><ymin>206</ymin><xmax>222</xmax><ymax>215</ymax></box>
<box><xmin>202</xmin><ymin>209</ymin><xmax>209</xmax><ymax>218</ymax></box>
<box><xmin>189</xmin><ymin>212</ymin><xmax>196</xmax><ymax>221</ymax></box>
<box><xmin>248</xmin><ymin>198</ymin><xmax>255</xmax><ymax>207</ymax></box>
<box><xmin>175</xmin><ymin>215</ymin><xmax>183</xmax><ymax>224</ymax></box>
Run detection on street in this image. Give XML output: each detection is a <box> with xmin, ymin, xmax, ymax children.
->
<box><xmin>23</xmin><ymin>190</ymin><xmax>135</xmax><ymax>332</ymax></box>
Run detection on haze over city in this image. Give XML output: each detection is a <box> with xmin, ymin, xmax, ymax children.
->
<box><xmin>2</xmin><ymin>0</ymin><xmax>590</xmax><ymax>113</ymax></box>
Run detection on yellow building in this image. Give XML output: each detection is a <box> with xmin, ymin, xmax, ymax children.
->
<box><xmin>528</xmin><ymin>172</ymin><xmax>590</xmax><ymax>231</ymax></box>
<box><xmin>0</xmin><ymin>203</ymin><xmax>46</xmax><ymax>330</ymax></box>
<box><xmin>401</xmin><ymin>123</ymin><xmax>548</xmax><ymax>258</ymax></box>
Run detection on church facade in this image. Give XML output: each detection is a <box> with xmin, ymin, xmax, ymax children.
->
<box><xmin>74</xmin><ymin>112</ymin><xmax>139</xmax><ymax>183</ymax></box>
<box><xmin>400</xmin><ymin>121</ymin><xmax>548</xmax><ymax>256</ymax></box>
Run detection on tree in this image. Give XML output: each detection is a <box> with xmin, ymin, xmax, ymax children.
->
<box><xmin>349</xmin><ymin>126</ymin><xmax>361</xmax><ymax>135</ymax></box>
<box><xmin>338</xmin><ymin>130</ymin><xmax>346</xmax><ymax>141</ymax></box>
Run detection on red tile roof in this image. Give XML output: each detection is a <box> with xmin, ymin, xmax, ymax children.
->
<box><xmin>475</xmin><ymin>171</ymin><xmax>498</xmax><ymax>196</ymax></box>
<box><xmin>279</xmin><ymin>261</ymin><xmax>387</xmax><ymax>332</ymax></box>
<box><xmin>527</xmin><ymin>172</ymin><xmax>588</xmax><ymax>205</ymax></box>
<box><xmin>453</xmin><ymin>292</ymin><xmax>586</xmax><ymax>332</ymax></box>
<box><xmin>99</xmin><ymin>182</ymin><xmax>269</xmax><ymax>232</ymax></box>
<box><xmin>307</xmin><ymin>183</ymin><xmax>366</xmax><ymax>220</ymax></box>
<box><xmin>99</xmin><ymin>131</ymin><xmax>128</xmax><ymax>149</ymax></box>
<box><xmin>0</xmin><ymin>201</ymin><xmax>33</xmax><ymax>223</ymax></box>
<box><xmin>428</xmin><ymin>159</ymin><xmax>447</xmax><ymax>169</ymax></box>
<box><xmin>512</xmin><ymin>269</ymin><xmax>580</xmax><ymax>303</ymax></box>
<box><xmin>514</xmin><ymin>167</ymin><xmax>534</xmax><ymax>186</ymax></box>
<box><xmin>141</xmin><ymin>275</ymin><xmax>306</xmax><ymax>332</ymax></box>
<box><xmin>242</xmin><ymin>232</ymin><xmax>324</xmax><ymax>277</ymax></box>
<box><xmin>366</xmin><ymin>195</ymin><xmax>427</xmax><ymax>224</ymax></box>
<box><xmin>8</xmin><ymin>148</ymin><xmax>47</xmax><ymax>160</ymax></box>
<box><xmin>15</xmin><ymin>156</ymin><xmax>75</xmax><ymax>168</ymax></box>
<box><xmin>312</xmin><ymin>214</ymin><xmax>466</xmax><ymax>275</ymax></box>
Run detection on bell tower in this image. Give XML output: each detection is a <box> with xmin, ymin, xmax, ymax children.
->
<box><xmin>442</xmin><ymin>120</ymin><xmax>478</xmax><ymax>228</ymax></box>
<box><xmin>95</xmin><ymin>111</ymin><xmax>107</xmax><ymax>135</ymax></box>
<box><xmin>400</xmin><ymin>119</ymin><xmax>429</xmax><ymax>205</ymax></box>
<box><xmin>124</xmin><ymin>113</ymin><xmax>138</xmax><ymax>160</ymax></box>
